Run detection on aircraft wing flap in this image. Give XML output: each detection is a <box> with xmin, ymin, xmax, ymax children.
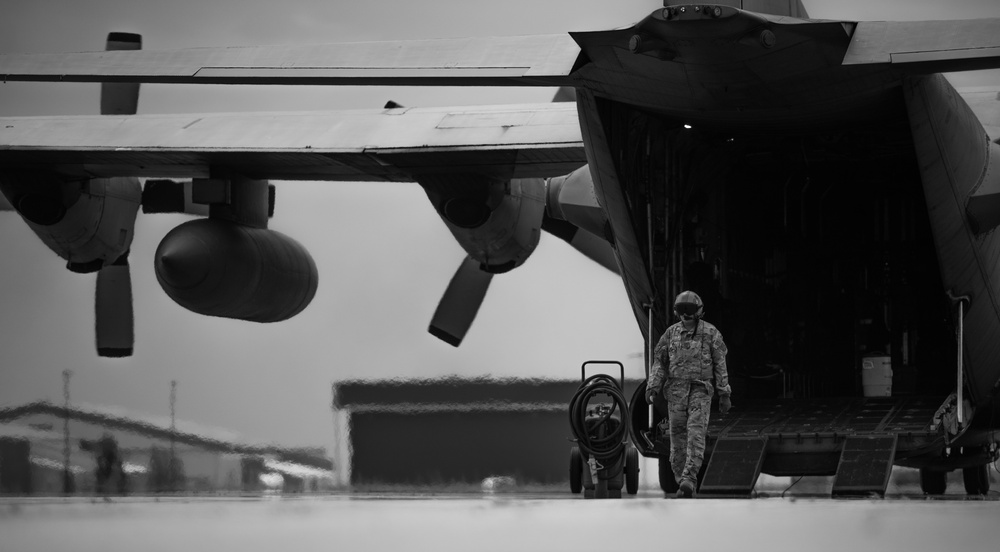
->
<box><xmin>0</xmin><ymin>103</ymin><xmax>585</xmax><ymax>180</ymax></box>
<box><xmin>843</xmin><ymin>19</ymin><xmax>1000</xmax><ymax>73</ymax></box>
<box><xmin>0</xmin><ymin>35</ymin><xmax>580</xmax><ymax>87</ymax></box>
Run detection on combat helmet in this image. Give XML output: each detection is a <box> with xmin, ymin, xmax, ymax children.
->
<box><xmin>673</xmin><ymin>290</ymin><xmax>704</xmax><ymax>319</ymax></box>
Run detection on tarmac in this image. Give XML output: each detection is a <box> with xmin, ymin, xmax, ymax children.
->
<box><xmin>2</xmin><ymin>490</ymin><xmax>999</xmax><ymax>552</ymax></box>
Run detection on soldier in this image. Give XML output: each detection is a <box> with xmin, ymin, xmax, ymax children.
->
<box><xmin>82</xmin><ymin>432</ymin><xmax>127</xmax><ymax>495</ymax></box>
<box><xmin>645</xmin><ymin>290</ymin><xmax>732</xmax><ymax>498</ymax></box>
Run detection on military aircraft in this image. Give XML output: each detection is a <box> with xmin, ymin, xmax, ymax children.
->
<box><xmin>3</xmin><ymin>0</ymin><xmax>1000</xmax><ymax>496</ymax></box>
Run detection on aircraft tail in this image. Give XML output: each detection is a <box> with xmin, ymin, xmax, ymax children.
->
<box><xmin>662</xmin><ymin>1</ymin><xmax>808</xmax><ymax>18</ymax></box>
<box><xmin>100</xmin><ymin>33</ymin><xmax>141</xmax><ymax>115</ymax></box>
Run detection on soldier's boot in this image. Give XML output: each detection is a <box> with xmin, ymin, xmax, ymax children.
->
<box><xmin>676</xmin><ymin>478</ymin><xmax>696</xmax><ymax>499</ymax></box>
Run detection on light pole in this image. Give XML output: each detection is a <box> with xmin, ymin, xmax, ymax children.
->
<box><xmin>169</xmin><ymin>380</ymin><xmax>177</xmax><ymax>492</ymax></box>
<box><xmin>62</xmin><ymin>369</ymin><xmax>73</xmax><ymax>494</ymax></box>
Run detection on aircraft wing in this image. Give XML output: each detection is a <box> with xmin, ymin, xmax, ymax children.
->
<box><xmin>843</xmin><ymin>19</ymin><xmax>1000</xmax><ymax>73</ymax></box>
<box><xmin>0</xmin><ymin>103</ymin><xmax>584</xmax><ymax>181</ymax></box>
<box><xmin>3</xmin><ymin>17</ymin><xmax>1000</xmax><ymax>86</ymax></box>
<box><xmin>0</xmin><ymin>35</ymin><xmax>579</xmax><ymax>87</ymax></box>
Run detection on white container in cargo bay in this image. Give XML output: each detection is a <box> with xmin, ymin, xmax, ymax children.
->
<box><xmin>861</xmin><ymin>355</ymin><xmax>893</xmax><ymax>397</ymax></box>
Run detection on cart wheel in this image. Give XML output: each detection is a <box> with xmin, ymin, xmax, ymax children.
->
<box><xmin>658</xmin><ymin>457</ymin><xmax>679</xmax><ymax>495</ymax></box>
<box><xmin>919</xmin><ymin>468</ymin><xmax>947</xmax><ymax>495</ymax></box>
<box><xmin>570</xmin><ymin>447</ymin><xmax>583</xmax><ymax>494</ymax></box>
<box><xmin>625</xmin><ymin>447</ymin><xmax>640</xmax><ymax>495</ymax></box>
<box><xmin>963</xmin><ymin>464</ymin><xmax>990</xmax><ymax>496</ymax></box>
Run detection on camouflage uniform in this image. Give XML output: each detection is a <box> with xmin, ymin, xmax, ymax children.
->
<box><xmin>648</xmin><ymin>319</ymin><xmax>730</xmax><ymax>489</ymax></box>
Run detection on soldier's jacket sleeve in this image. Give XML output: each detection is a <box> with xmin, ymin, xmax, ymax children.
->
<box><xmin>711</xmin><ymin>329</ymin><xmax>732</xmax><ymax>397</ymax></box>
<box><xmin>647</xmin><ymin>330</ymin><xmax>670</xmax><ymax>392</ymax></box>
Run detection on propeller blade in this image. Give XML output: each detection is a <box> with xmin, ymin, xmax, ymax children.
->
<box><xmin>565</xmin><ymin>228</ymin><xmax>619</xmax><ymax>274</ymax></box>
<box><xmin>552</xmin><ymin>87</ymin><xmax>576</xmax><ymax>103</ymax></box>
<box><xmin>95</xmin><ymin>255</ymin><xmax>134</xmax><ymax>357</ymax></box>
<box><xmin>542</xmin><ymin>215</ymin><xmax>619</xmax><ymax>274</ymax></box>
<box><xmin>100</xmin><ymin>33</ymin><xmax>141</xmax><ymax>115</ymax></box>
<box><xmin>428</xmin><ymin>256</ymin><xmax>494</xmax><ymax>347</ymax></box>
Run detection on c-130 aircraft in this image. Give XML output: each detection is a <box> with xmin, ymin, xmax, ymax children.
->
<box><xmin>2</xmin><ymin>0</ymin><xmax>1000</xmax><ymax>496</ymax></box>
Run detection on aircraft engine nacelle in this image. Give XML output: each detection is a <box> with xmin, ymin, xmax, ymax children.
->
<box><xmin>0</xmin><ymin>172</ymin><xmax>141</xmax><ymax>272</ymax></box>
<box><xmin>419</xmin><ymin>168</ymin><xmax>615</xmax><ymax>346</ymax></box>
<box><xmin>154</xmin><ymin>218</ymin><xmax>318</xmax><ymax>322</ymax></box>
<box><xmin>426</xmin><ymin>175</ymin><xmax>546</xmax><ymax>273</ymax></box>
<box><xmin>419</xmin><ymin>175</ymin><xmax>546</xmax><ymax>345</ymax></box>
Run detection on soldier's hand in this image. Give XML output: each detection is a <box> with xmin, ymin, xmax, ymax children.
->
<box><xmin>645</xmin><ymin>387</ymin><xmax>659</xmax><ymax>405</ymax></box>
<box><xmin>719</xmin><ymin>395</ymin><xmax>732</xmax><ymax>414</ymax></box>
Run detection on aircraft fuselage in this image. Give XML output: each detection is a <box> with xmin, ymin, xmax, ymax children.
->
<box><xmin>572</xmin><ymin>7</ymin><xmax>995</xmax><ymax>131</ymax></box>
<box><xmin>573</xmin><ymin>6</ymin><xmax>1000</xmax><ymax>472</ymax></box>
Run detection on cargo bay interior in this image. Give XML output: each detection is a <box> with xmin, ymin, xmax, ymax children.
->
<box><xmin>608</xmin><ymin>98</ymin><xmax>956</xmax><ymax>402</ymax></box>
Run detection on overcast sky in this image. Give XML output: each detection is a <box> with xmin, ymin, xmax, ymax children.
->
<box><xmin>1</xmin><ymin>0</ymin><xmax>998</xmax><ymax>450</ymax></box>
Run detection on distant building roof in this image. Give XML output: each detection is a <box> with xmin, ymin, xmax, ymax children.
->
<box><xmin>333</xmin><ymin>377</ymin><xmax>643</xmax><ymax>410</ymax></box>
<box><xmin>0</xmin><ymin>401</ymin><xmax>331</xmax><ymax>470</ymax></box>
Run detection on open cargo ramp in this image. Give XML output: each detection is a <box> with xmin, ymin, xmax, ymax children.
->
<box><xmin>692</xmin><ymin>396</ymin><xmax>945</xmax><ymax>497</ymax></box>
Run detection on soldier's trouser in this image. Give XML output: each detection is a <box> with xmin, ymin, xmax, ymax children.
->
<box><xmin>666</xmin><ymin>379</ymin><xmax>713</xmax><ymax>487</ymax></box>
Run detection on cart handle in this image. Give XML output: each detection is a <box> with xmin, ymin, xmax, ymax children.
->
<box><xmin>581</xmin><ymin>360</ymin><xmax>625</xmax><ymax>389</ymax></box>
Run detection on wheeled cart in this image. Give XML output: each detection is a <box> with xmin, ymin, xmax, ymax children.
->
<box><xmin>568</xmin><ymin>360</ymin><xmax>639</xmax><ymax>498</ymax></box>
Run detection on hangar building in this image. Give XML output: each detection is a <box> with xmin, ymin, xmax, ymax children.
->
<box><xmin>0</xmin><ymin>401</ymin><xmax>333</xmax><ymax>495</ymax></box>
<box><xmin>331</xmin><ymin>377</ymin><xmax>642</xmax><ymax>487</ymax></box>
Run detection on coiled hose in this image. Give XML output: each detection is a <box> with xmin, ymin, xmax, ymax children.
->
<box><xmin>568</xmin><ymin>374</ymin><xmax>630</xmax><ymax>464</ymax></box>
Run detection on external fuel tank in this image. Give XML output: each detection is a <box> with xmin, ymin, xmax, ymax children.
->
<box><xmin>154</xmin><ymin>218</ymin><xmax>318</xmax><ymax>322</ymax></box>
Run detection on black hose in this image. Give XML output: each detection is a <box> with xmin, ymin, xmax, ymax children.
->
<box><xmin>568</xmin><ymin>374</ymin><xmax>630</xmax><ymax>463</ymax></box>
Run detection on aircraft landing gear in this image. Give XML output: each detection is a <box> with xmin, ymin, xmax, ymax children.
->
<box><xmin>962</xmin><ymin>464</ymin><xmax>991</xmax><ymax>495</ymax></box>
<box><xmin>919</xmin><ymin>468</ymin><xmax>947</xmax><ymax>495</ymax></box>
<box><xmin>919</xmin><ymin>443</ymin><xmax>997</xmax><ymax>496</ymax></box>
<box><xmin>920</xmin><ymin>465</ymin><xmax>994</xmax><ymax>496</ymax></box>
